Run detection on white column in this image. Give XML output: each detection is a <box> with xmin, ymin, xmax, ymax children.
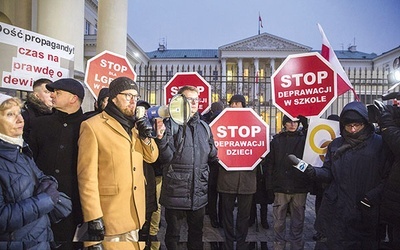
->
<box><xmin>254</xmin><ymin>58</ymin><xmax>259</xmax><ymax>101</ymax></box>
<box><xmin>97</xmin><ymin>0</ymin><xmax>128</xmax><ymax>56</ymax></box>
<box><xmin>270</xmin><ymin>58</ymin><xmax>276</xmax><ymax>75</ymax></box>
<box><xmin>37</xmin><ymin>0</ymin><xmax>85</xmax><ymax>73</ymax></box>
<box><xmin>238</xmin><ymin>58</ymin><xmax>243</xmax><ymax>94</ymax></box>
<box><xmin>221</xmin><ymin>58</ymin><xmax>227</xmax><ymax>102</ymax></box>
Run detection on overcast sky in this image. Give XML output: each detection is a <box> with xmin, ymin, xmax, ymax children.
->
<box><xmin>127</xmin><ymin>0</ymin><xmax>400</xmax><ymax>55</ymax></box>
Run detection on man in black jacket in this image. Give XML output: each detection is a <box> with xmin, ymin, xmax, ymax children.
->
<box><xmin>29</xmin><ymin>78</ymin><xmax>86</xmax><ymax>249</ymax></box>
<box><xmin>217</xmin><ymin>94</ymin><xmax>258</xmax><ymax>250</ymax></box>
<box><xmin>265</xmin><ymin>115</ymin><xmax>311</xmax><ymax>250</ymax></box>
<box><xmin>22</xmin><ymin>78</ymin><xmax>53</xmax><ymax>143</ymax></box>
<box><xmin>156</xmin><ymin>85</ymin><xmax>218</xmax><ymax>250</ymax></box>
<box><xmin>374</xmin><ymin>100</ymin><xmax>400</xmax><ymax>249</ymax></box>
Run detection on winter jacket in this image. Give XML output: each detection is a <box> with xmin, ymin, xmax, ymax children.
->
<box><xmin>156</xmin><ymin>113</ymin><xmax>218</xmax><ymax>210</ymax></box>
<box><xmin>0</xmin><ymin>139</ymin><xmax>55</xmax><ymax>250</ymax></box>
<box><xmin>265</xmin><ymin>129</ymin><xmax>311</xmax><ymax>194</ymax></box>
<box><xmin>29</xmin><ymin>108</ymin><xmax>85</xmax><ymax>242</ymax></box>
<box><xmin>379</xmin><ymin>107</ymin><xmax>400</xmax><ymax>227</ymax></box>
<box><xmin>217</xmin><ymin>164</ymin><xmax>257</xmax><ymax>195</ymax></box>
<box><xmin>21</xmin><ymin>93</ymin><xmax>52</xmax><ymax>143</ymax></box>
<box><xmin>314</xmin><ymin>101</ymin><xmax>392</xmax><ymax>249</ymax></box>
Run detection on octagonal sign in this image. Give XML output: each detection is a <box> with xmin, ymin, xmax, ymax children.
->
<box><xmin>209</xmin><ymin>108</ymin><xmax>269</xmax><ymax>171</ymax></box>
<box><xmin>164</xmin><ymin>72</ymin><xmax>211</xmax><ymax>115</ymax></box>
<box><xmin>84</xmin><ymin>50</ymin><xmax>137</xmax><ymax>99</ymax></box>
<box><xmin>271</xmin><ymin>52</ymin><xmax>337</xmax><ymax>120</ymax></box>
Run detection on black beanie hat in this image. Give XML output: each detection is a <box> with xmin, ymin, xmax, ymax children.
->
<box><xmin>229</xmin><ymin>94</ymin><xmax>246</xmax><ymax>107</ymax></box>
<box><xmin>282</xmin><ymin>115</ymin><xmax>300</xmax><ymax>126</ymax></box>
<box><xmin>108</xmin><ymin>77</ymin><xmax>138</xmax><ymax>99</ymax></box>
<box><xmin>97</xmin><ymin>88</ymin><xmax>109</xmax><ymax>102</ymax></box>
<box><xmin>340</xmin><ymin>110</ymin><xmax>366</xmax><ymax>125</ymax></box>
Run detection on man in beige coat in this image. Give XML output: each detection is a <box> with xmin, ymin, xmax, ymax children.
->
<box><xmin>77</xmin><ymin>77</ymin><xmax>161</xmax><ymax>250</ymax></box>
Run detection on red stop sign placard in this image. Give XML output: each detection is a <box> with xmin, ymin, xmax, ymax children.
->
<box><xmin>164</xmin><ymin>72</ymin><xmax>211</xmax><ymax>115</ymax></box>
<box><xmin>271</xmin><ymin>52</ymin><xmax>337</xmax><ymax>120</ymax></box>
<box><xmin>210</xmin><ymin>108</ymin><xmax>269</xmax><ymax>171</ymax></box>
<box><xmin>84</xmin><ymin>50</ymin><xmax>137</xmax><ymax>99</ymax></box>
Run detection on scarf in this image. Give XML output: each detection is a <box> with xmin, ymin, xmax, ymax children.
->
<box><xmin>0</xmin><ymin>132</ymin><xmax>24</xmax><ymax>147</ymax></box>
<box><xmin>333</xmin><ymin>125</ymin><xmax>373</xmax><ymax>159</ymax></box>
<box><xmin>104</xmin><ymin>101</ymin><xmax>135</xmax><ymax>137</ymax></box>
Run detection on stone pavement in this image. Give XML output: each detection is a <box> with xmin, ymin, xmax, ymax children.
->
<box><xmin>156</xmin><ymin>195</ymin><xmax>318</xmax><ymax>249</ymax></box>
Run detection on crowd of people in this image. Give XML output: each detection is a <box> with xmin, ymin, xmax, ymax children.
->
<box><xmin>0</xmin><ymin>76</ymin><xmax>399</xmax><ymax>250</ymax></box>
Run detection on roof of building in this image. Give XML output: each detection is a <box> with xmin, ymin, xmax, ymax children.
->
<box><xmin>147</xmin><ymin>48</ymin><xmax>378</xmax><ymax>60</ymax></box>
<box><xmin>147</xmin><ymin>49</ymin><xmax>218</xmax><ymax>59</ymax></box>
<box><xmin>146</xmin><ymin>32</ymin><xmax>378</xmax><ymax>60</ymax></box>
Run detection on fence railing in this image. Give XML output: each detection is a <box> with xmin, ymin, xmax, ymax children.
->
<box><xmin>135</xmin><ymin>64</ymin><xmax>392</xmax><ymax>135</ymax></box>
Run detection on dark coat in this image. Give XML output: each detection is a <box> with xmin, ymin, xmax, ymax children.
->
<box><xmin>21</xmin><ymin>93</ymin><xmax>52</xmax><ymax>143</ymax></box>
<box><xmin>379</xmin><ymin>110</ymin><xmax>400</xmax><ymax>227</ymax></box>
<box><xmin>0</xmin><ymin>139</ymin><xmax>55</xmax><ymax>250</ymax></box>
<box><xmin>265</xmin><ymin>129</ymin><xmax>311</xmax><ymax>194</ymax></box>
<box><xmin>156</xmin><ymin>113</ymin><xmax>218</xmax><ymax>210</ymax></box>
<box><xmin>314</xmin><ymin>102</ymin><xmax>392</xmax><ymax>249</ymax></box>
<box><xmin>29</xmin><ymin>108</ymin><xmax>85</xmax><ymax>242</ymax></box>
<box><xmin>217</xmin><ymin>165</ymin><xmax>257</xmax><ymax>195</ymax></box>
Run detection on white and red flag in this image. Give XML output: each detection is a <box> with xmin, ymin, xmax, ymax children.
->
<box><xmin>318</xmin><ymin>23</ymin><xmax>359</xmax><ymax>100</ymax></box>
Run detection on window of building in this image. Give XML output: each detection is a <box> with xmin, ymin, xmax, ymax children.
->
<box><xmin>85</xmin><ymin>20</ymin><xmax>90</xmax><ymax>35</ymax></box>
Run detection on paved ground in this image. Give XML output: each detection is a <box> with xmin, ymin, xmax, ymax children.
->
<box><xmin>156</xmin><ymin>195</ymin><xmax>318</xmax><ymax>249</ymax></box>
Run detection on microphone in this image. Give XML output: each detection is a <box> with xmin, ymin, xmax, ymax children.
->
<box><xmin>136</xmin><ymin>106</ymin><xmax>146</xmax><ymax>119</ymax></box>
<box><xmin>287</xmin><ymin>154</ymin><xmax>300</xmax><ymax>165</ymax></box>
<box><xmin>287</xmin><ymin>154</ymin><xmax>308</xmax><ymax>172</ymax></box>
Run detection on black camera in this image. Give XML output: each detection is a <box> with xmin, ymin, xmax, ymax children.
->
<box><xmin>367</xmin><ymin>92</ymin><xmax>400</xmax><ymax>123</ymax></box>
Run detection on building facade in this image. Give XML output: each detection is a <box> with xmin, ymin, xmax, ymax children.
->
<box><xmin>1</xmin><ymin>0</ymin><xmax>399</xmax><ymax>134</ymax></box>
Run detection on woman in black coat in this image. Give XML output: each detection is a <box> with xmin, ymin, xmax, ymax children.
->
<box><xmin>0</xmin><ymin>95</ymin><xmax>61</xmax><ymax>250</ymax></box>
<box><xmin>294</xmin><ymin>101</ymin><xmax>392</xmax><ymax>250</ymax></box>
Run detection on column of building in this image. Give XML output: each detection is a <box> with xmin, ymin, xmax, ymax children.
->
<box><xmin>96</xmin><ymin>0</ymin><xmax>128</xmax><ymax>56</ymax></box>
<box><xmin>36</xmin><ymin>0</ymin><xmax>85</xmax><ymax>74</ymax></box>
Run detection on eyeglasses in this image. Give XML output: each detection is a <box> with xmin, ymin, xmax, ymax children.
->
<box><xmin>345</xmin><ymin>123</ymin><xmax>364</xmax><ymax>130</ymax></box>
<box><xmin>186</xmin><ymin>97</ymin><xmax>199</xmax><ymax>103</ymax></box>
<box><xmin>119</xmin><ymin>93</ymin><xmax>140</xmax><ymax>102</ymax></box>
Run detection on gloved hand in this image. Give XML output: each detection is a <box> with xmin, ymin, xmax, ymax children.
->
<box><xmin>88</xmin><ymin>218</ymin><xmax>105</xmax><ymax>241</ymax></box>
<box><xmin>374</xmin><ymin>100</ymin><xmax>396</xmax><ymax>128</ymax></box>
<box><xmin>44</xmin><ymin>182</ymin><xmax>60</xmax><ymax>204</ymax></box>
<box><xmin>136</xmin><ymin>116</ymin><xmax>154</xmax><ymax>139</ymax></box>
<box><xmin>297</xmin><ymin>115</ymin><xmax>308</xmax><ymax>130</ymax></box>
<box><xmin>287</xmin><ymin>154</ymin><xmax>316</xmax><ymax>178</ymax></box>
<box><xmin>87</xmin><ymin>243</ymin><xmax>104</xmax><ymax>250</ymax></box>
<box><xmin>36</xmin><ymin>179</ymin><xmax>54</xmax><ymax>194</ymax></box>
<box><xmin>266</xmin><ymin>189</ymin><xmax>275</xmax><ymax>204</ymax></box>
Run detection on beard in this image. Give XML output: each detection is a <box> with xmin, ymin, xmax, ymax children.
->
<box><xmin>120</xmin><ymin>106</ymin><xmax>134</xmax><ymax>117</ymax></box>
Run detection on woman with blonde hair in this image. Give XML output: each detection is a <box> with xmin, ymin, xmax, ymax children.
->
<box><xmin>0</xmin><ymin>93</ymin><xmax>61</xmax><ymax>249</ymax></box>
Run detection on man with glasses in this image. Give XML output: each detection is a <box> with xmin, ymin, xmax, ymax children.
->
<box><xmin>77</xmin><ymin>77</ymin><xmax>159</xmax><ymax>249</ymax></box>
<box><xmin>156</xmin><ymin>85</ymin><xmax>218</xmax><ymax>250</ymax></box>
<box><xmin>29</xmin><ymin>78</ymin><xmax>86</xmax><ymax>249</ymax></box>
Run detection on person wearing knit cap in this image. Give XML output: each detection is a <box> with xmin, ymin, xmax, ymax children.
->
<box><xmin>291</xmin><ymin>101</ymin><xmax>392</xmax><ymax>249</ymax></box>
<box><xmin>265</xmin><ymin>112</ymin><xmax>310</xmax><ymax>250</ymax></box>
<box><xmin>77</xmin><ymin>76</ymin><xmax>160</xmax><ymax>249</ymax></box>
<box><xmin>84</xmin><ymin>88</ymin><xmax>109</xmax><ymax>119</ymax></box>
<box><xmin>228</xmin><ymin>94</ymin><xmax>246</xmax><ymax>108</ymax></box>
<box><xmin>29</xmin><ymin>78</ymin><xmax>86</xmax><ymax>249</ymax></box>
<box><xmin>217</xmin><ymin>95</ymin><xmax>256</xmax><ymax>250</ymax></box>
<box><xmin>0</xmin><ymin>93</ymin><xmax>62</xmax><ymax>249</ymax></box>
